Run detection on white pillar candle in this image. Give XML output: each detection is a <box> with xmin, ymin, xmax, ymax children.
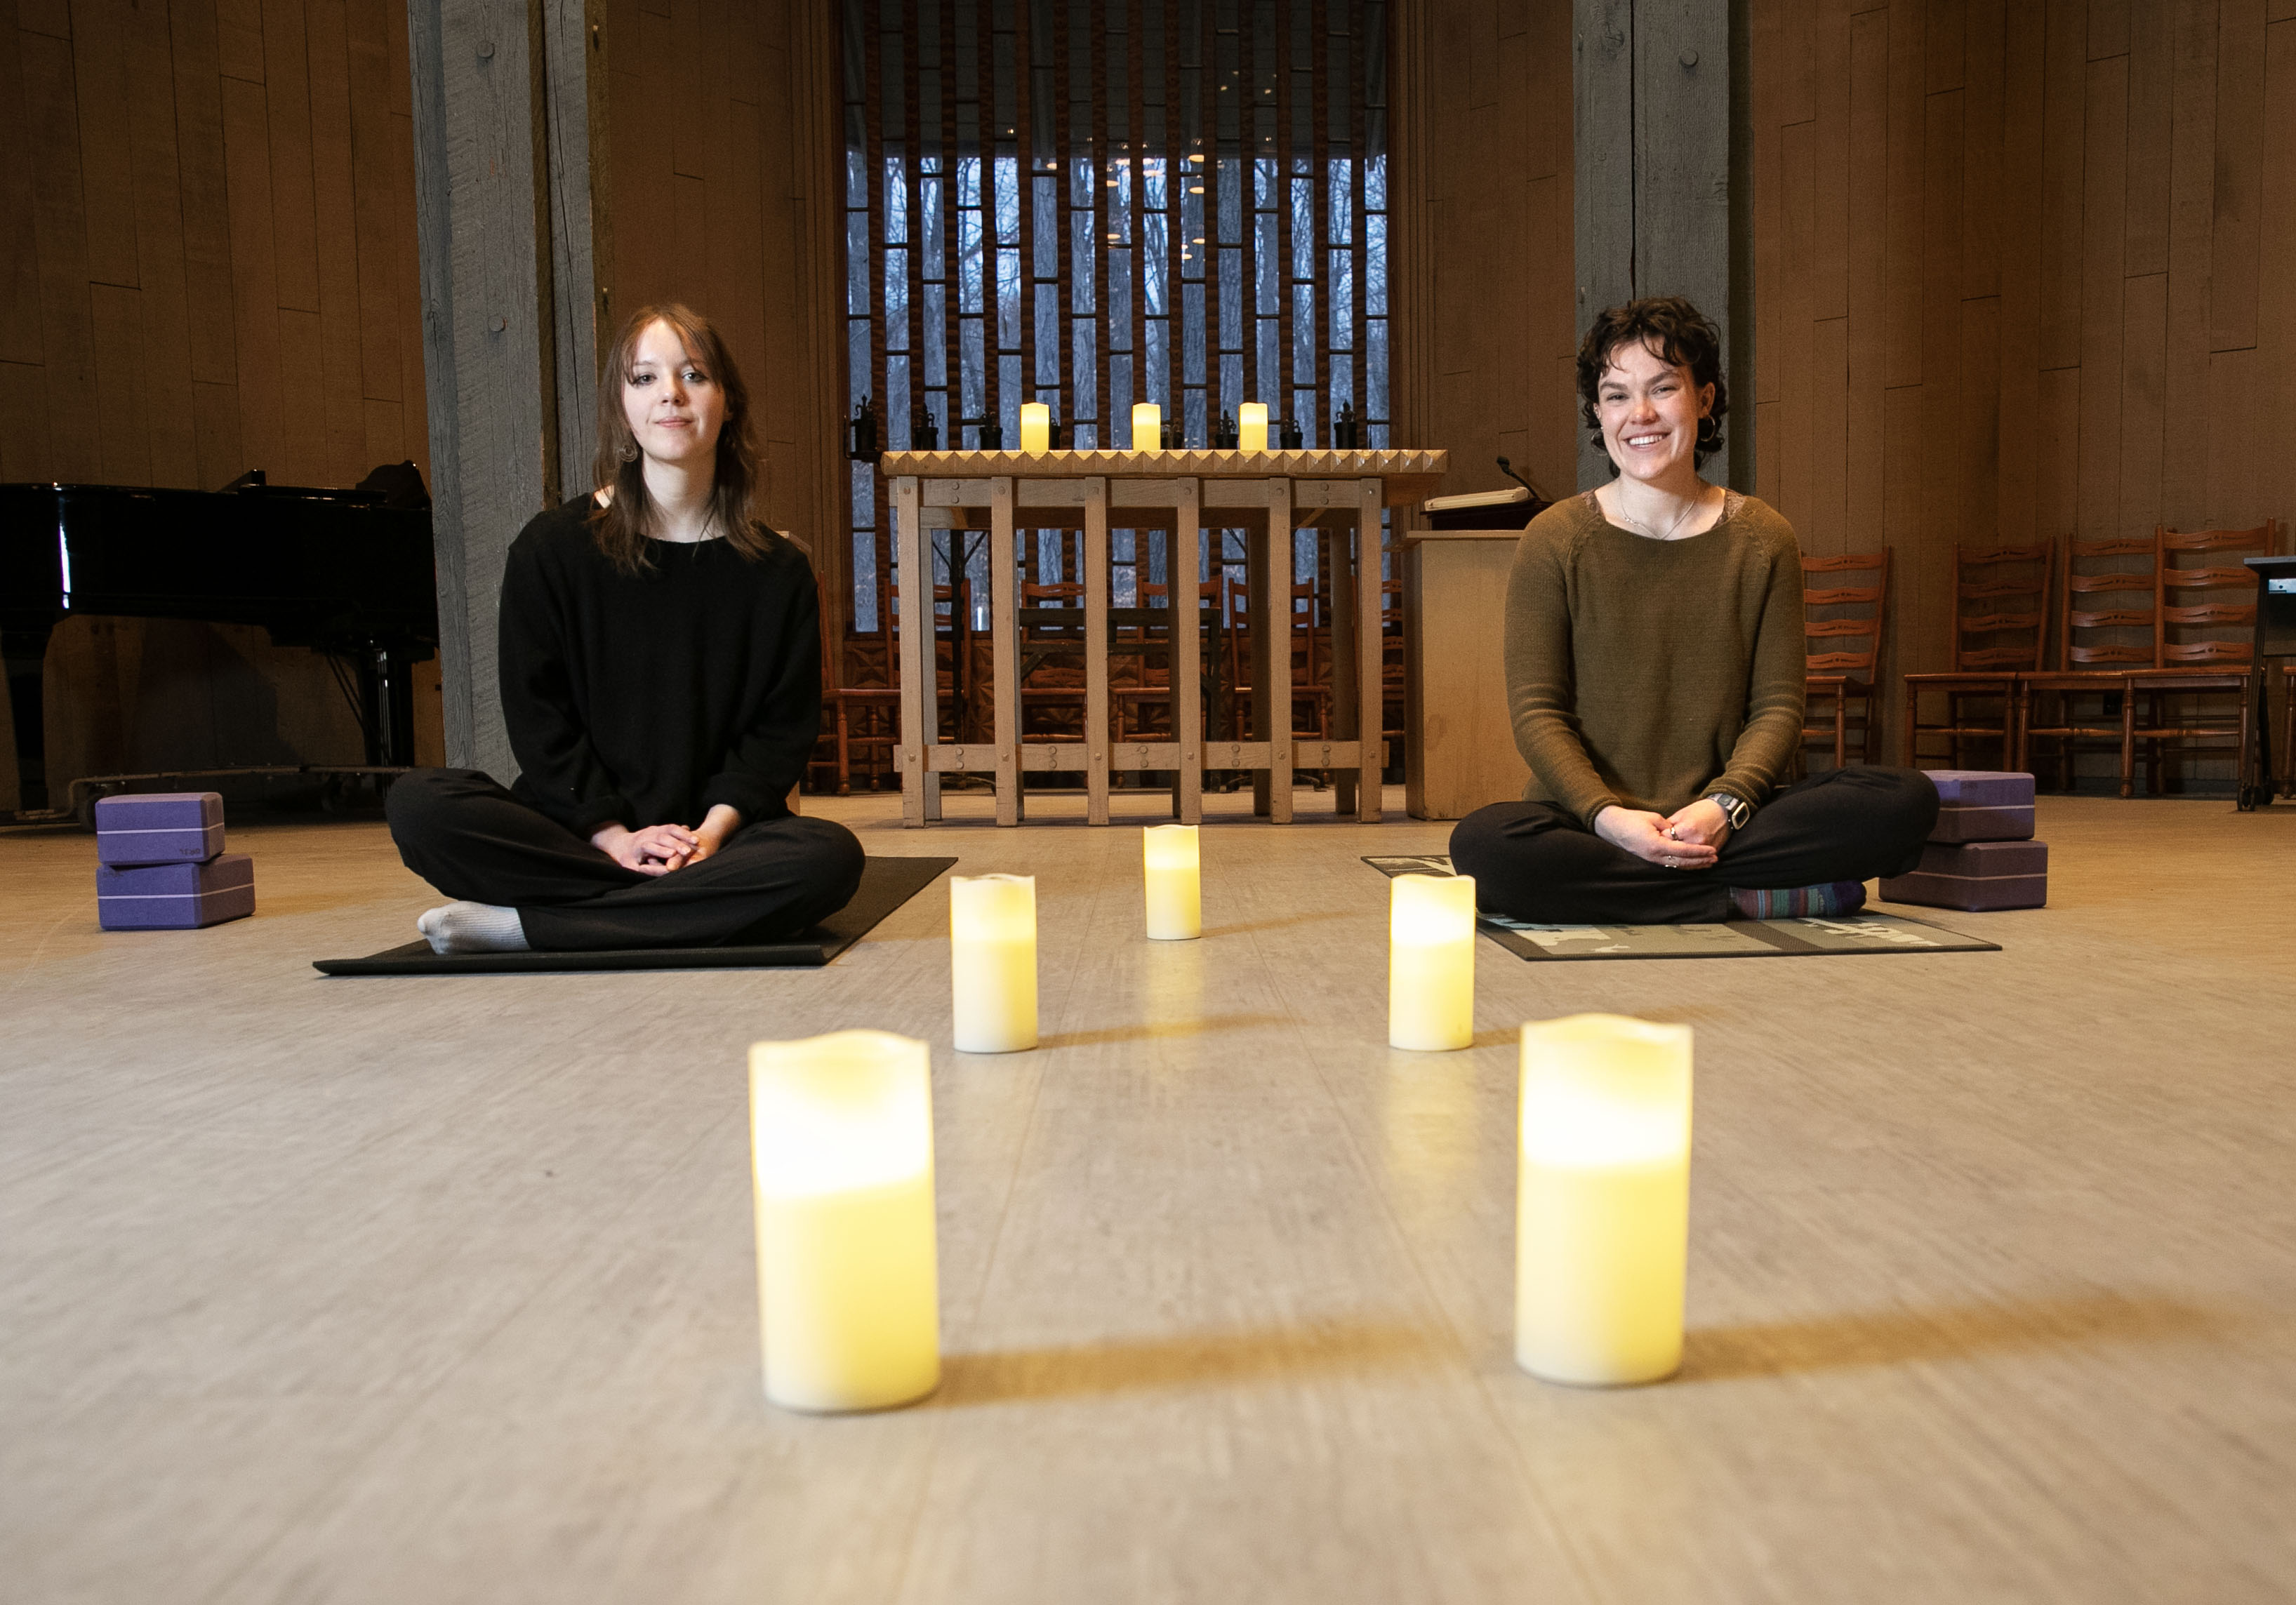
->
<box><xmin>1132</xmin><ymin>401</ymin><xmax>1163</xmax><ymax>450</ymax></box>
<box><xmin>1143</xmin><ymin>824</ymin><xmax>1201</xmax><ymax>940</ymax></box>
<box><xmin>1238</xmin><ymin>401</ymin><xmax>1269</xmax><ymax>452</ymax></box>
<box><xmin>1020</xmin><ymin>402</ymin><xmax>1051</xmax><ymax>454</ymax></box>
<box><xmin>1515</xmin><ymin>1014</ymin><xmax>1693</xmax><ymax>1387</ymax></box>
<box><xmin>1388</xmin><ymin>872</ymin><xmax>1476</xmax><ymax>1051</ymax></box>
<box><xmin>750</xmin><ymin>1030</ymin><xmax>940</xmax><ymax>1412</ymax></box>
<box><xmin>950</xmin><ymin>873</ymin><xmax>1038</xmax><ymax>1052</ymax></box>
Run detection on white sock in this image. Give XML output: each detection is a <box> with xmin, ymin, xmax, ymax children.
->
<box><xmin>417</xmin><ymin>901</ymin><xmax>531</xmax><ymax>954</ymax></box>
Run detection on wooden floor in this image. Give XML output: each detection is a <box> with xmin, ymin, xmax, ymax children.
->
<box><xmin>5</xmin><ymin>788</ymin><xmax>2294</xmax><ymax>1604</ymax></box>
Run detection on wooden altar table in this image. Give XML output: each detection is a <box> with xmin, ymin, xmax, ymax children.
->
<box><xmin>882</xmin><ymin>448</ymin><xmax>1447</xmax><ymax>827</ymax></box>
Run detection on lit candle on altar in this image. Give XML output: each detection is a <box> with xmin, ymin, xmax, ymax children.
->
<box><xmin>1020</xmin><ymin>402</ymin><xmax>1051</xmax><ymax>454</ymax></box>
<box><xmin>1515</xmin><ymin>1013</ymin><xmax>1693</xmax><ymax>1387</ymax></box>
<box><xmin>1238</xmin><ymin>401</ymin><xmax>1269</xmax><ymax>452</ymax></box>
<box><xmin>750</xmin><ymin>1030</ymin><xmax>940</xmax><ymax>1412</ymax></box>
<box><xmin>1143</xmin><ymin>824</ymin><xmax>1201</xmax><ymax>940</ymax></box>
<box><xmin>950</xmin><ymin>873</ymin><xmax>1038</xmax><ymax>1052</ymax></box>
<box><xmin>1388</xmin><ymin>872</ymin><xmax>1475</xmax><ymax>1051</ymax></box>
<box><xmin>1132</xmin><ymin>401</ymin><xmax>1162</xmax><ymax>450</ymax></box>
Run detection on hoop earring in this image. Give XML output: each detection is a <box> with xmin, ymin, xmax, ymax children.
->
<box><xmin>1696</xmin><ymin>416</ymin><xmax>1718</xmax><ymax>446</ymax></box>
<box><xmin>616</xmin><ymin>441</ymin><xmax>639</xmax><ymax>462</ymax></box>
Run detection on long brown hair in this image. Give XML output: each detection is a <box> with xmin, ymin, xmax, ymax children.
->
<box><xmin>589</xmin><ymin>302</ymin><xmax>776</xmax><ymax>573</ymax></box>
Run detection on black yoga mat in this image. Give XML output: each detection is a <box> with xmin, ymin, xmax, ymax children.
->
<box><xmin>1362</xmin><ymin>855</ymin><xmax>2000</xmax><ymax>961</ymax></box>
<box><xmin>314</xmin><ymin>855</ymin><xmax>957</xmax><ymax>976</ymax></box>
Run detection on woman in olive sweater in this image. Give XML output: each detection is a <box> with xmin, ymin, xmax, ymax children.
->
<box><xmin>386</xmin><ymin>304</ymin><xmax>863</xmax><ymax>952</ymax></box>
<box><xmin>1449</xmin><ymin>297</ymin><xmax>1936</xmax><ymax>924</ymax></box>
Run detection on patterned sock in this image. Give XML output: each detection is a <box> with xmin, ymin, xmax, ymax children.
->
<box><xmin>417</xmin><ymin>900</ymin><xmax>531</xmax><ymax>954</ymax></box>
<box><xmin>1727</xmin><ymin>881</ymin><xmax>1868</xmax><ymax>921</ymax></box>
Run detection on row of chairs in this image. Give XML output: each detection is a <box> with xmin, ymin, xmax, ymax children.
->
<box><xmin>819</xmin><ymin>519</ymin><xmax>2285</xmax><ymax>800</ymax></box>
<box><xmin>1803</xmin><ymin>522</ymin><xmax>2285</xmax><ymax>796</ymax></box>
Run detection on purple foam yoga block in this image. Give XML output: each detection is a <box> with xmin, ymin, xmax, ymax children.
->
<box><xmin>1909</xmin><ymin>839</ymin><xmax>2048</xmax><ymax>878</ymax></box>
<box><xmin>1922</xmin><ymin>770</ymin><xmax>2036</xmax><ymax>808</ymax></box>
<box><xmin>94</xmin><ymin>791</ymin><xmax>226</xmax><ymax>866</ymax></box>
<box><xmin>1930</xmin><ymin>802</ymin><xmax>2036</xmax><ymax>843</ymax></box>
<box><xmin>1881</xmin><ymin>839</ymin><xmax>2048</xmax><ymax>912</ymax></box>
<box><xmin>96</xmin><ymin>853</ymin><xmax>255</xmax><ymax>930</ymax></box>
<box><xmin>1878</xmin><ymin>871</ymin><xmax>2047</xmax><ymax>912</ymax></box>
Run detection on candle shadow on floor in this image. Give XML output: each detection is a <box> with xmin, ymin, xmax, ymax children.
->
<box><xmin>1200</xmin><ymin>911</ymin><xmax>1345</xmax><ymax>938</ymax></box>
<box><xmin>935</xmin><ymin>1319</ymin><xmax>1448</xmax><ymax>1406</ymax></box>
<box><xmin>1038</xmin><ymin>1012</ymin><xmax>1289</xmax><ymax>1048</ymax></box>
<box><xmin>1679</xmin><ymin>1293</ymin><xmax>2230</xmax><ymax>1383</ymax></box>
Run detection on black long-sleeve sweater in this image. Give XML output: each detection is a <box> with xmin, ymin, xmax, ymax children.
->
<box><xmin>498</xmin><ymin>500</ymin><xmax>822</xmax><ymax>837</ymax></box>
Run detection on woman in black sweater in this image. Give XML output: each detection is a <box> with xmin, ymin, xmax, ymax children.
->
<box><xmin>386</xmin><ymin>304</ymin><xmax>864</xmax><ymax>952</ymax></box>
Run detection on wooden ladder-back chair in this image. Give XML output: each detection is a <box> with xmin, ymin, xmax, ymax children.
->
<box><xmin>1221</xmin><ymin>572</ymin><xmax>1333</xmax><ymax>751</ymax></box>
<box><xmin>1110</xmin><ymin>578</ymin><xmax>1222</xmax><ymax>746</ymax></box>
<box><xmin>1902</xmin><ymin>540</ymin><xmax>2054</xmax><ymax>769</ymax></box>
<box><xmin>2017</xmin><ymin>533</ymin><xmax>2159</xmax><ymax>796</ymax></box>
<box><xmin>818</xmin><ymin>585</ymin><xmax>918</xmax><ymax>796</ymax></box>
<box><xmin>1009</xmin><ymin>527</ymin><xmax>1090</xmax><ymax>757</ymax></box>
<box><xmin>1017</xmin><ymin>575</ymin><xmax>1089</xmax><ymax>749</ymax></box>
<box><xmin>1800</xmin><ymin>550</ymin><xmax>1890</xmax><ymax>769</ymax></box>
<box><xmin>2128</xmin><ymin>521</ymin><xmax>2277</xmax><ymax>793</ymax></box>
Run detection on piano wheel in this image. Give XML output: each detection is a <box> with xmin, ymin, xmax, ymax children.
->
<box><xmin>74</xmin><ymin>781</ymin><xmax>125</xmax><ymax>832</ymax></box>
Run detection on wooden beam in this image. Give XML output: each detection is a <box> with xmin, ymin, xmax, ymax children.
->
<box><xmin>1572</xmin><ymin>0</ymin><xmax>1746</xmax><ymax>491</ymax></box>
<box><xmin>1084</xmin><ymin>477</ymin><xmax>1112</xmax><ymax>825</ymax></box>
<box><xmin>540</xmin><ymin>0</ymin><xmax>609</xmax><ymax>502</ymax></box>
<box><xmin>408</xmin><ymin>0</ymin><xmax>603</xmax><ymax>776</ymax></box>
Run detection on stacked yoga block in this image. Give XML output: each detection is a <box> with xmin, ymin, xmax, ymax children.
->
<box><xmin>93</xmin><ymin>792</ymin><xmax>256</xmax><ymax>930</ymax></box>
<box><xmin>1879</xmin><ymin>771</ymin><xmax>2045</xmax><ymax>912</ymax></box>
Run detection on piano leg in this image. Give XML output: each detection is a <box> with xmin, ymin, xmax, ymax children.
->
<box><xmin>4</xmin><ymin>620</ymin><xmax>57</xmax><ymax>813</ymax></box>
<box><xmin>385</xmin><ymin>647</ymin><xmax>420</xmax><ymax>767</ymax></box>
<box><xmin>353</xmin><ymin>645</ymin><xmax>423</xmax><ymax>768</ymax></box>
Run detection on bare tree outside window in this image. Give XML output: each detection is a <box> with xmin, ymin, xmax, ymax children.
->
<box><xmin>840</xmin><ymin>0</ymin><xmax>1388</xmax><ymax>650</ymax></box>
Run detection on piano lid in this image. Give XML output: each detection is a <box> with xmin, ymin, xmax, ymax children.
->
<box><xmin>0</xmin><ymin>478</ymin><xmax>437</xmax><ymax>648</ymax></box>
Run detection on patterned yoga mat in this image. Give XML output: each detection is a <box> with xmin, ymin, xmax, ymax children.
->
<box><xmin>1362</xmin><ymin>855</ymin><xmax>2001</xmax><ymax>961</ymax></box>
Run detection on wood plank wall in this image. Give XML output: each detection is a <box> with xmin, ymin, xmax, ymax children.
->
<box><xmin>0</xmin><ymin>0</ymin><xmax>430</xmax><ymax>490</ymax></box>
<box><xmin>1391</xmin><ymin>0</ymin><xmax>1582</xmax><ymax>504</ymax></box>
<box><xmin>1750</xmin><ymin>0</ymin><xmax>2296</xmax><ymax>758</ymax></box>
<box><xmin>1</xmin><ymin>0</ymin><xmax>841</xmax><ymax>807</ymax></box>
<box><xmin>601</xmin><ymin>0</ymin><xmax>844</xmax><ymax>607</ymax></box>
<box><xmin>0</xmin><ymin>0</ymin><xmax>437</xmax><ymax>809</ymax></box>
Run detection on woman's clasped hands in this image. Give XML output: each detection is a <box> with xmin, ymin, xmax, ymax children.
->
<box><xmin>590</xmin><ymin>804</ymin><xmax>743</xmax><ymax>876</ymax></box>
<box><xmin>1593</xmin><ymin>798</ymin><xmax>1732</xmax><ymax>871</ymax></box>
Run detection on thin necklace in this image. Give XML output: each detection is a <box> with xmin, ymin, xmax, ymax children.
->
<box><xmin>1615</xmin><ymin>483</ymin><xmax>1711</xmax><ymax>541</ymax></box>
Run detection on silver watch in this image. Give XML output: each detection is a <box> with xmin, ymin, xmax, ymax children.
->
<box><xmin>1703</xmin><ymin>791</ymin><xmax>1752</xmax><ymax>830</ymax></box>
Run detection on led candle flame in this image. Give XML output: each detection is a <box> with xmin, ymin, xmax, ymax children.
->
<box><xmin>1238</xmin><ymin>402</ymin><xmax>1269</xmax><ymax>452</ymax></box>
<box><xmin>1132</xmin><ymin>402</ymin><xmax>1163</xmax><ymax>451</ymax></box>
<box><xmin>1143</xmin><ymin>824</ymin><xmax>1201</xmax><ymax>940</ymax></box>
<box><xmin>750</xmin><ymin>1030</ymin><xmax>940</xmax><ymax>1412</ymax></box>
<box><xmin>950</xmin><ymin>874</ymin><xmax>1038</xmax><ymax>1052</ymax></box>
<box><xmin>1388</xmin><ymin>873</ymin><xmax>1476</xmax><ymax>1051</ymax></box>
<box><xmin>1515</xmin><ymin>1014</ymin><xmax>1693</xmax><ymax>1387</ymax></box>
<box><xmin>1020</xmin><ymin>402</ymin><xmax>1051</xmax><ymax>455</ymax></box>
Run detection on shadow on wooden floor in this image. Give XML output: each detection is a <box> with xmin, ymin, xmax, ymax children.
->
<box><xmin>937</xmin><ymin>1319</ymin><xmax>1447</xmax><ymax>1406</ymax></box>
<box><xmin>1682</xmin><ymin>1292</ymin><xmax>2234</xmax><ymax>1383</ymax></box>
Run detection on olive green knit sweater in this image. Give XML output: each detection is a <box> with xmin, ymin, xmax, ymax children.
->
<box><xmin>1503</xmin><ymin>489</ymin><xmax>1807</xmax><ymax>827</ymax></box>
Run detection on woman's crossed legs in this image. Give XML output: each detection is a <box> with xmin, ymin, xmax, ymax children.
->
<box><xmin>386</xmin><ymin>768</ymin><xmax>865</xmax><ymax>950</ymax></box>
<box><xmin>1449</xmin><ymin>765</ymin><xmax>1939</xmax><ymax>924</ymax></box>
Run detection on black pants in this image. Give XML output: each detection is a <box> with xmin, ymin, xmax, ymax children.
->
<box><xmin>1449</xmin><ymin>765</ymin><xmax>1939</xmax><ymax>924</ymax></box>
<box><xmin>385</xmin><ymin>768</ymin><xmax>866</xmax><ymax>950</ymax></box>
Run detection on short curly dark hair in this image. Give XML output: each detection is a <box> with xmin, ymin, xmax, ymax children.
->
<box><xmin>1576</xmin><ymin>295</ymin><xmax>1728</xmax><ymax>470</ymax></box>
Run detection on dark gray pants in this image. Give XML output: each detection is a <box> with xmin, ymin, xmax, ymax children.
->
<box><xmin>1449</xmin><ymin>765</ymin><xmax>1939</xmax><ymax>924</ymax></box>
<box><xmin>385</xmin><ymin>768</ymin><xmax>865</xmax><ymax>950</ymax></box>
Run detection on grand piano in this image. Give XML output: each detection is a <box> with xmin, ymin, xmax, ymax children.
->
<box><xmin>0</xmin><ymin>468</ymin><xmax>438</xmax><ymax>816</ymax></box>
